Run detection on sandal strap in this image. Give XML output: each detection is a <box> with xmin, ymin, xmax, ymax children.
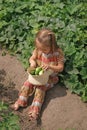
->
<box><xmin>16</xmin><ymin>99</ymin><xmax>27</xmax><ymax>107</ymax></box>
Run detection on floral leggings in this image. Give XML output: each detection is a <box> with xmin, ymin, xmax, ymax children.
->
<box><xmin>16</xmin><ymin>75</ymin><xmax>59</xmax><ymax>115</ymax></box>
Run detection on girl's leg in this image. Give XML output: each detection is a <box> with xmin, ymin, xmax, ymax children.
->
<box><xmin>28</xmin><ymin>87</ymin><xmax>45</xmax><ymax>120</ymax></box>
<box><xmin>28</xmin><ymin>76</ymin><xmax>59</xmax><ymax>120</ymax></box>
<box><xmin>12</xmin><ymin>80</ymin><xmax>35</xmax><ymax>110</ymax></box>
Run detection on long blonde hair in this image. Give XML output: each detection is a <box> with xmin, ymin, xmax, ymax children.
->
<box><xmin>35</xmin><ymin>28</ymin><xmax>58</xmax><ymax>52</ymax></box>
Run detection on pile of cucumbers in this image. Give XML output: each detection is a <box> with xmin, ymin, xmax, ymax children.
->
<box><xmin>30</xmin><ymin>67</ymin><xmax>44</xmax><ymax>75</ymax></box>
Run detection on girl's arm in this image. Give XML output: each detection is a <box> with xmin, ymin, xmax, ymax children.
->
<box><xmin>49</xmin><ymin>48</ymin><xmax>65</xmax><ymax>72</ymax></box>
<box><xmin>42</xmin><ymin>48</ymin><xmax>65</xmax><ymax>72</ymax></box>
<box><xmin>49</xmin><ymin>62</ymin><xmax>64</xmax><ymax>72</ymax></box>
<box><xmin>42</xmin><ymin>61</ymin><xmax>64</xmax><ymax>72</ymax></box>
<box><xmin>29</xmin><ymin>49</ymin><xmax>37</xmax><ymax>67</ymax></box>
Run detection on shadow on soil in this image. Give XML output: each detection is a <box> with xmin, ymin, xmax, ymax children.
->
<box><xmin>37</xmin><ymin>83</ymin><xmax>67</xmax><ymax>126</ymax></box>
<box><xmin>0</xmin><ymin>69</ymin><xmax>19</xmax><ymax>103</ymax></box>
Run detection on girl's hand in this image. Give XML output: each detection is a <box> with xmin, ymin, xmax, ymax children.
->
<box><xmin>30</xmin><ymin>60</ymin><xmax>36</xmax><ymax>68</ymax></box>
<box><xmin>41</xmin><ymin>64</ymin><xmax>49</xmax><ymax>71</ymax></box>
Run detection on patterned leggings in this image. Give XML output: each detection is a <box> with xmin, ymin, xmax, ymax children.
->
<box><xmin>16</xmin><ymin>76</ymin><xmax>59</xmax><ymax>115</ymax></box>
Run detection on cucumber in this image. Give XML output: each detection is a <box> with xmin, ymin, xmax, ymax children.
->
<box><xmin>39</xmin><ymin>70</ymin><xmax>44</xmax><ymax>75</ymax></box>
<box><xmin>35</xmin><ymin>67</ymin><xmax>42</xmax><ymax>75</ymax></box>
<box><xmin>30</xmin><ymin>67</ymin><xmax>44</xmax><ymax>75</ymax></box>
<box><xmin>35</xmin><ymin>67</ymin><xmax>42</xmax><ymax>72</ymax></box>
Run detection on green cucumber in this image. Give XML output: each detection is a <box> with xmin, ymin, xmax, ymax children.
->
<box><xmin>39</xmin><ymin>70</ymin><xmax>44</xmax><ymax>75</ymax></box>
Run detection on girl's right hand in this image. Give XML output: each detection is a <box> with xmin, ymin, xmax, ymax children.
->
<box><xmin>30</xmin><ymin>60</ymin><xmax>36</xmax><ymax>68</ymax></box>
<box><xmin>41</xmin><ymin>64</ymin><xmax>49</xmax><ymax>71</ymax></box>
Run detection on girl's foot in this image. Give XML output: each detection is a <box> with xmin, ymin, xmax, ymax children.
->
<box><xmin>11</xmin><ymin>99</ymin><xmax>27</xmax><ymax>111</ymax></box>
<box><xmin>28</xmin><ymin>106</ymin><xmax>40</xmax><ymax>121</ymax></box>
<box><xmin>11</xmin><ymin>101</ymin><xmax>20</xmax><ymax>111</ymax></box>
<box><xmin>28</xmin><ymin>111</ymin><xmax>39</xmax><ymax>121</ymax></box>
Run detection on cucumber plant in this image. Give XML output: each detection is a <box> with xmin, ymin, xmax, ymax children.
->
<box><xmin>0</xmin><ymin>0</ymin><xmax>87</xmax><ymax>101</ymax></box>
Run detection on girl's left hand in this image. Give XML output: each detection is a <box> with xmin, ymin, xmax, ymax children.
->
<box><xmin>41</xmin><ymin>64</ymin><xmax>49</xmax><ymax>70</ymax></box>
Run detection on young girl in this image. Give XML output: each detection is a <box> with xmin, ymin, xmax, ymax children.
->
<box><xmin>12</xmin><ymin>28</ymin><xmax>65</xmax><ymax>120</ymax></box>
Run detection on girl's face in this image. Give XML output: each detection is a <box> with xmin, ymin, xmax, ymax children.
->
<box><xmin>36</xmin><ymin>41</ymin><xmax>52</xmax><ymax>54</ymax></box>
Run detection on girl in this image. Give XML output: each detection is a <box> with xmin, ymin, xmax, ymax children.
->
<box><xmin>12</xmin><ymin>28</ymin><xmax>65</xmax><ymax>120</ymax></box>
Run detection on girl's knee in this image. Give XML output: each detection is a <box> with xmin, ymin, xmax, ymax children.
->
<box><xmin>20</xmin><ymin>81</ymin><xmax>35</xmax><ymax>97</ymax></box>
<box><xmin>34</xmin><ymin>88</ymin><xmax>45</xmax><ymax>103</ymax></box>
<box><xmin>23</xmin><ymin>80</ymin><xmax>34</xmax><ymax>88</ymax></box>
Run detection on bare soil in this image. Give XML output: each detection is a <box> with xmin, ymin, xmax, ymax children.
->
<box><xmin>0</xmin><ymin>49</ymin><xmax>87</xmax><ymax>130</ymax></box>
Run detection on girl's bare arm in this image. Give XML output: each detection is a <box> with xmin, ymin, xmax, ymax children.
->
<box><xmin>29</xmin><ymin>49</ymin><xmax>37</xmax><ymax>67</ymax></box>
<box><xmin>42</xmin><ymin>48</ymin><xmax>65</xmax><ymax>72</ymax></box>
<box><xmin>49</xmin><ymin>48</ymin><xmax>64</xmax><ymax>72</ymax></box>
<box><xmin>50</xmin><ymin>48</ymin><xmax>64</xmax><ymax>72</ymax></box>
<box><xmin>49</xmin><ymin>62</ymin><xmax>64</xmax><ymax>72</ymax></box>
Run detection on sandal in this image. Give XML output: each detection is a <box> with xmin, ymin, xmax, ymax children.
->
<box><xmin>28</xmin><ymin>106</ymin><xmax>39</xmax><ymax>121</ymax></box>
<box><xmin>11</xmin><ymin>99</ymin><xmax>27</xmax><ymax>111</ymax></box>
<box><xmin>11</xmin><ymin>101</ymin><xmax>20</xmax><ymax>111</ymax></box>
<box><xmin>29</xmin><ymin>112</ymin><xmax>39</xmax><ymax>121</ymax></box>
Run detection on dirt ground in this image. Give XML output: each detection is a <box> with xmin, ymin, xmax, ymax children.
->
<box><xmin>0</xmin><ymin>49</ymin><xmax>87</xmax><ymax>130</ymax></box>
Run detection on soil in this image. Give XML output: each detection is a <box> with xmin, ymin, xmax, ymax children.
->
<box><xmin>0</xmin><ymin>49</ymin><xmax>87</xmax><ymax>130</ymax></box>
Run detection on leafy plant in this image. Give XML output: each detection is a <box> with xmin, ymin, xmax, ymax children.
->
<box><xmin>0</xmin><ymin>101</ymin><xmax>8</xmax><ymax>111</ymax></box>
<box><xmin>0</xmin><ymin>0</ymin><xmax>87</xmax><ymax>101</ymax></box>
<box><xmin>0</xmin><ymin>113</ymin><xmax>20</xmax><ymax>130</ymax></box>
<box><xmin>0</xmin><ymin>101</ymin><xmax>20</xmax><ymax>130</ymax></box>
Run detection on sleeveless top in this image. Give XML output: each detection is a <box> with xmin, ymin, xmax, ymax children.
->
<box><xmin>35</xmin><ymin>48</ymin><xmax>65</xmax><ymax>67</ymax></box>
<box><xmin>31</xmin><ymin>48</ymin><xmax>65</xmax><ymax>86</ymax></box>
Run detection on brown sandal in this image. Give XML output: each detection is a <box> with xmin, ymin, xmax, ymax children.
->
<box><xmin>28</xmin><ymin>106</ymin><xmax>39</xmax><ymax>121</ymax></box>
<box><xmin>11</xmin><ymin>99</ymin><xmax>27</xmax><ymax>111</ymax></box>
<box><xmin>28</xmin><ymin>112</ymin><xmax>39</xmax><ymax>121</ymax></box>
<box><xmin>11</xmin><ymin>101</ymin><xmax>20</xmax><ymax>111</ymax></box>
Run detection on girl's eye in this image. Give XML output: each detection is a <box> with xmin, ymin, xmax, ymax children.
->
<box><xmin>43</xmin><ymin>49</ymin><xmax>46</xmax><ymax>51</ymax></box>
<box><xmin>43</xmin><ymin>49</ymin><xmax>47</xmax><ymax>52</ymax></box>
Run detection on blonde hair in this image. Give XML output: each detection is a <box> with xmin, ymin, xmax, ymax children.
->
<box><xmin>35</xmin><ymin>28</ymin><xmax>58</xmax><ymax>52</ymax></box>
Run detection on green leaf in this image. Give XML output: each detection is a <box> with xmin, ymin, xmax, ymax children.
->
<box><xmin>67</xmin><ymin>68</ymin><xmax>79</xmax><ymax>75</ymax></box>
<box><xmin>70</xmin><ymin>3</ymin><xmax>82</xmax><ymax>15</ymax></box>
<box><xmin>0</xmin><ymin>21</ymin><xmax>8</xmax><ymax>28</ymax></box>
<box><xmin>64</xmin><ymin>42</ymin><xmax>76</xmax><ymax>56</ymax></box>
<box><xmin>0</xmin><ymin>101</ymin><xmax>8</xmax><ymax>111</ymax></box>
<box><xmin>80</xmin><ymin>67</ymin><xmax>87</xmax><ymax>80</ymax></box>
<box><xmin>0</xmin><ymin>126</ymin><xmax>6</xmax><ymax>130</ymax></box>
<box><xmin>81</xmin><ymin>96</ymin><xmax>87</xmax><ymax>102</ymax></box>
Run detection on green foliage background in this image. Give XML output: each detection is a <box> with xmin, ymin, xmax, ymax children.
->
<box><xmin>0</xmin><ymin>0</ymin><xmax>87</xmax><ymax>101</ymax></box>
<box><xmin>0</xmin><ymin>101</ymin><xmax>20</xmax><ymax>130</ymax></box>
